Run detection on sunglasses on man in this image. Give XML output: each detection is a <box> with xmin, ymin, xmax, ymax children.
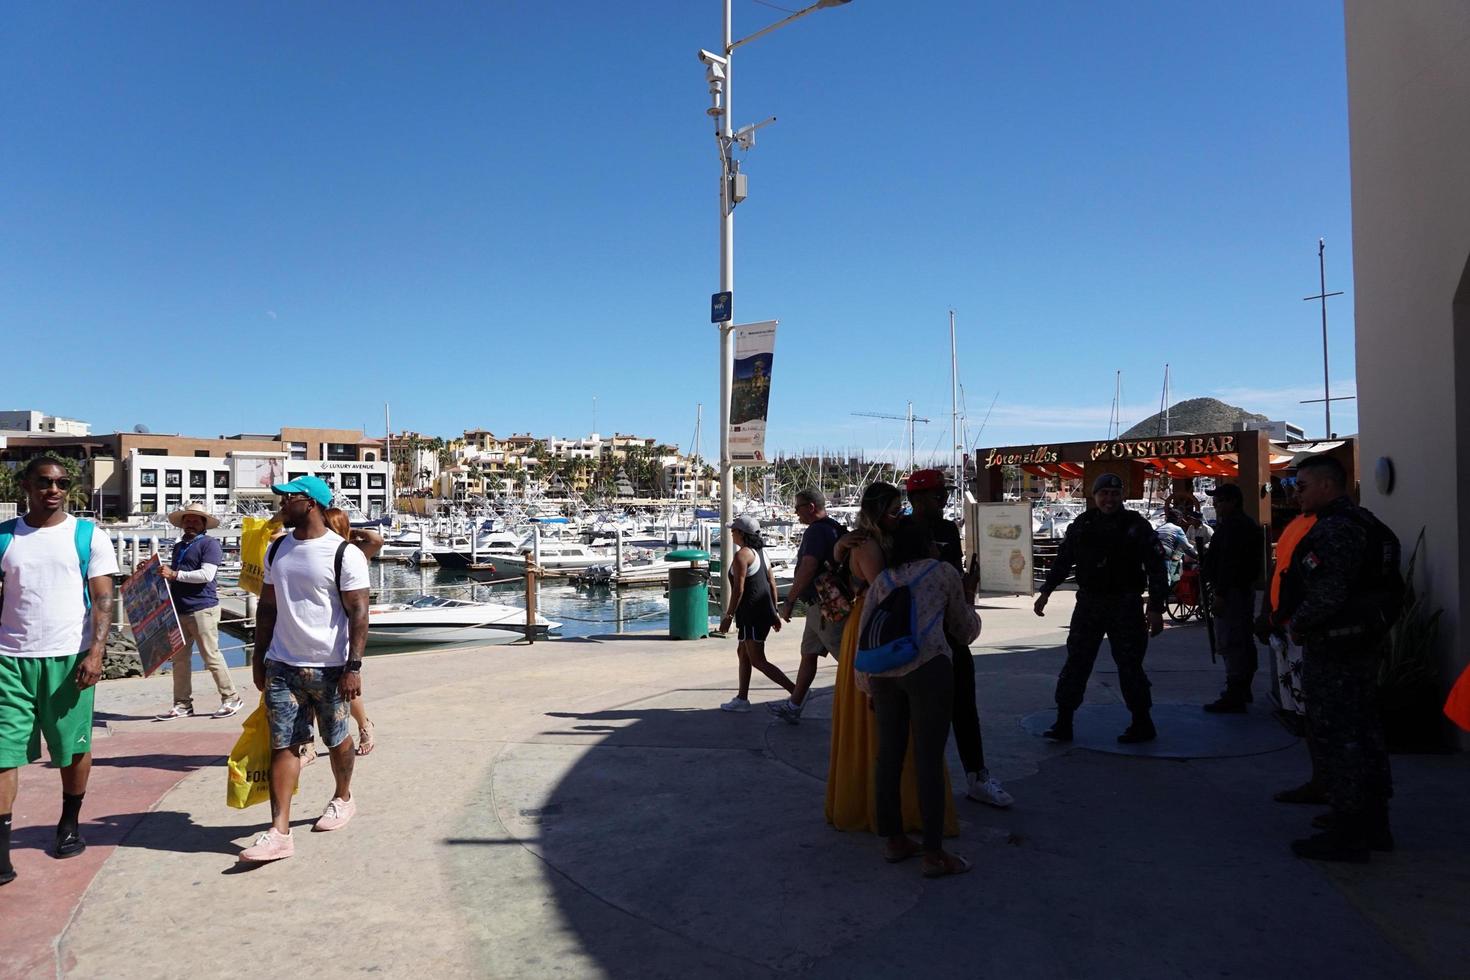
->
<box><xmin>32</xmin><ymin>476</ymin><xmax>73</xmax><ymax>490</ymax></box>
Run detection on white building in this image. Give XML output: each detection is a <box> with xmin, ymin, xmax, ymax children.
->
<box><xmin>125</xmin><ymin>451</ymin><xmax>391</xmax><ymax>517</ymax></box>
<box><xmin>0</xmin><ymin>410</ymin><xmax>90</xmax><ymax>436</ymax></box>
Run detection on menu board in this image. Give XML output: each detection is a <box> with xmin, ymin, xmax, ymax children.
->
<box><xmin>970</xmin><ymin>501</ymin><xmax>1034</xmax><ymax>596</ymax></box>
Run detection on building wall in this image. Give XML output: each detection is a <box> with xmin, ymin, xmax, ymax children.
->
<box><xmin>123</xmin><ymin>452</ymin><xmax>390</xmax><ymax>516</ymax></box>
<box><xmin>1344</xmin><ymin>2</ymin><xmax>1470</xmax><ymax>696</ymax></box>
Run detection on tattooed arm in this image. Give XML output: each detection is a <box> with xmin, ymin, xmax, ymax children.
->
<box><xmin>76</xmin><ymin>575</ymin><xmax>114</xmax><ymax>689</ymax></box>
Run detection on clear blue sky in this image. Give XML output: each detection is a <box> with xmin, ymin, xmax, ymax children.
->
<box><xmin>1</xmin><ymin>1</ymin><xmax>1358</xmax><ymax>460</ymax></box>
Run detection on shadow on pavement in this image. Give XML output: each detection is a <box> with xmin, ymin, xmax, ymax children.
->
<box><xmin>92</xmin><ymin>753</ymin><xmax>227</xmax><ymax>772</ymax></box>
<box><xmin>463</xmin><ymin>642</ymin><xmax>1470</xmax><ymax>979</ymax></box>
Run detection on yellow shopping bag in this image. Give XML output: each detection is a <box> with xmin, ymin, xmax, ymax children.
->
<box><xmin>238</xmin><ymin>516</ymin><xmax>281</xmax><ymax>596</ymax></box>
<box><xmin>226</xmin><ymin>697</ymin><xmax>294</xmax><ymax>809</ymax></box>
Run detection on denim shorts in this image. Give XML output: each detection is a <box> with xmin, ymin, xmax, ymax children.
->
<box><xmin>264</xmin><ymin>660</ymin><xmax>351</xmax><ymax>750</ymax></box>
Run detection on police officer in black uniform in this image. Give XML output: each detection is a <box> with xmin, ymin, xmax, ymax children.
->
<box><xmin>1034</xmin><ymin>473</ymin><xmax>1168</xmax><ymax>743</ymax></box>
<box><xmin>1274</xmin><ymin>454</ymin><xmax>1399</xmax><ymax>862</ymax></box>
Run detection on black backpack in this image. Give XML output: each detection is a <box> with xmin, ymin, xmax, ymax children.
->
<box><xmin>1351</xmin><ymin>506</ymin><xmax>1405</xmax><ymax>631</ymax></box>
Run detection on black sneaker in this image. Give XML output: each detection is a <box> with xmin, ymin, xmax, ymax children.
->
<box><xmin>0</xmin><ymin>868</ymin><xmax>15</xmax><ymax>886</ymax></box>
<box><xmin>1311</xmin><ymin>811</ymin><xmax>1394</xmax><ymax>852</ymax></box>
<box><xmin>54</xmin><ymin>827</ymin><xmax>86</xmax><ymax>859</ymax></box>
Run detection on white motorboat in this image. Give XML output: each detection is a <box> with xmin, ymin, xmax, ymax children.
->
<box><xmin>489</xmin><ymin>537</ymin><xmax>613</xmax><ymax>575</ymax></box>
<box><xmin>366</xmin><ymin>594</ymin><xmax>559</xmax><ymax>647</ymax></box>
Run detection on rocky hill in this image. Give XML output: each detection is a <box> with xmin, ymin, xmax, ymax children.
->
<box><xmin>1120</xmin><ymin>397</ymin><xmax>1270</xmax><ymax>438</ymax></box>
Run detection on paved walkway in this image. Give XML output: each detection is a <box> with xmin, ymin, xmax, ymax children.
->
<box><xmin>2</xmin><ymin>592</ymin><xmax>1466</xmax><ymax>979</ymax></box>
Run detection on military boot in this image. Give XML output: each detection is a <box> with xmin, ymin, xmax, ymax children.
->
<box><xmin>1203</xmin><ymin>680</ymin><xmax>1249</xmax><ymax>714</ymax></box>
<box><xmin>1311</xmin><ymin>805</ymin><xmax>1394</xmax><ymax>852</ymax></box>
<box><xmin>1042</xmin><ymin>709</ymin><xmax>1074</xmax><ymax>742</ymax></box>
<box><xmin>1292</xmin><ymin>813</ymin><xmax>1371</xmax><ymax>863</ymax></box>
<box><xmin>1117</xmin><ymin>711</ymin><xmax>1157</xmax><ymax>744</ymax></box>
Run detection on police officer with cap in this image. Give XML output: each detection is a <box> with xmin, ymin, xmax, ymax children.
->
<box><xmin>1034</xmin><ymin>472</ymin><xmax>1167</xmax><ymax>743</ymax></box>
<box><xmin>1274</xmin><ymin>453</ymin><xmax>1400</xmax><ymax>862</ymax></box>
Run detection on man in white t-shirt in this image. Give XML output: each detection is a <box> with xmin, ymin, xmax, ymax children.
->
<box><xmin>0</xmin><ymin>457</ymin><xmax>119</xmax><ymax>886</ymax></box>
<box><xmin>238</xmin><ymin>476</ymin><xmax>371</xmax><ymax>864</ymax></box>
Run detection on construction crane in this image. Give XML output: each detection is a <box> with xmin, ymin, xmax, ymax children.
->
<box><xmin>852</xmin><ymin>402</ymin><xmax>931</xmax><ymax>472</ymax></box>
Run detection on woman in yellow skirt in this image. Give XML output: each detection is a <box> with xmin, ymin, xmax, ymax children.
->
<box><xmin>824</xmin><ymin>483</ymin><xmax>957</xmax><ymax>837</ymax></box>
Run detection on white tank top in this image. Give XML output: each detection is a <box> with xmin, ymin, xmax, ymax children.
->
<box><xmin>745</xmin><ymin>549</ymin><xmax>763</xmax><ymax>577</ymax></box>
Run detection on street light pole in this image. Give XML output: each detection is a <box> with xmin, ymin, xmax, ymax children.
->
<box><xmin>706</xmin><ymin>0</ymin><xmax>851</xmax><ymax>614</ymax></box>
<box><xmin>718</xmin><ymin>0</ymin><xmax>735</xmax><ymax>608</ymax></box>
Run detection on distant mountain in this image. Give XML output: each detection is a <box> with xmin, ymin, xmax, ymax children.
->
<box><xmin>1120</xmin><ymin>397</ymin><xmax>1270</xmax><ymax>439</ymax></box>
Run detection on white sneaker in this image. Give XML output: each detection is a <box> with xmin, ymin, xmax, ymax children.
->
<box><xmin>155</xmin><ymin>703</ymin><xmax>195</xmax><ymax>721</ymax></box>
<box><xmin>720</xmin><ymin>697</ymin><xmax>751</xmax><ymax>713</ymax></box>
<box><xmin>967</xmin><ymin>770</ymin><xmax>1014</xmax><ymax>808</ymax></box>
<box><xmin>213</xmin><ymin>696</ymin><xmax>244</xmax><ymax>718</ymax></box>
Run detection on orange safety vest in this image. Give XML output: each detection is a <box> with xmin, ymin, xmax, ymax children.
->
<box><xmin>1269</xmin><ymin>513</ymin><xmax>1318</xmax><ymax>610</ymax></box>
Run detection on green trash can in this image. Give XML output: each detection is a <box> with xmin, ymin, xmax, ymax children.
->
<box><xmin>665</xmin><ymin>549</ymin><xmax>711</xmax><ymax>640</ymax></box>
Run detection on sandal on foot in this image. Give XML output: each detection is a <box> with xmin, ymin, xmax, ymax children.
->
<box><xmin>356</xmin><ymin>720</ymin><xmax>375</xmax><ymax>756</ymax></box>
<box><xmin>883</xmin><ymin>837</ymin><xmax>922</xmax><ymax>864</ymax></box>
<box><xmin>298</xmin><ymin>743</ymin><xmax>316</xmax><ymax>767</ymax></box>
<box><xmin>922</xmin><ymin>852</ymin><xmax>972</xmax><ymax>879</ymax></box>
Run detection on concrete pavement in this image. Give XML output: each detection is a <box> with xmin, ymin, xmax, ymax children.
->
<box><xmin>2</xmin><ymin>591</ymin><xmax>1466</xmax><ymax>979</ymax></box>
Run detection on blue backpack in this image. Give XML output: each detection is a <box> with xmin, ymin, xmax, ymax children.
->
<box><xmin>855</xmin><ymin>562</ymin><xmax>943</xmax><ymax>674</ymax></box>
<box><xmin>0</xmin><ymin>516</ymin><xmax>96</xmax><ymax>611</ymax></box>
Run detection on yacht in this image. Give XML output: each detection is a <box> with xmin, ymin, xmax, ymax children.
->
<box><xmin>366</xmin><ymin>594</ymin><xmax>559</xmax><ymax>647</ymax></box>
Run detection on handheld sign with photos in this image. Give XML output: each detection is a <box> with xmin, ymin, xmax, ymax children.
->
<box><xmin>120</xmin><ymin>555</ymin><xmax>187</xmax><ymax>677</ymax></box>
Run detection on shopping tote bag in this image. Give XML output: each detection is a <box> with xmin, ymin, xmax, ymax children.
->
<box><xmin>226</xmin><ymin>697</ymin><xmax>293</xmax><ymax>809</ymax></box>
<box><xmin>1444</xmin><ymin>662</ymin><xmax>1470</xmax><ymax>732</ymax></box>
<box><xmin>238</xmin><ymin>516</ymin><xmax>281</xmax><ymax>596</ymax></box>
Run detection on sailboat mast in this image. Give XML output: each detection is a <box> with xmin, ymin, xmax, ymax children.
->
<box><xmin>384</xmin><ymin>402</ymin><xmax>394</xmax><ymax>521</ymax></box>
<box><xmin>949</xmin><ymin>310</ymin><xmax>960</xmax><ymax>492</ymax></box>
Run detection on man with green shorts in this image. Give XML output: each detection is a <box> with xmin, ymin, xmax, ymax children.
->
<box><xmin>0</xmin><ymin>457</ymin><xmax>118</xmax><ymax>885</ymax></box>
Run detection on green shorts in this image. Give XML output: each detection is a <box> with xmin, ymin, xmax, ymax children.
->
<box><xmin>0</xmin><ymin>653</ymin><xmax>96</xmax><ymax>769</ymax></box>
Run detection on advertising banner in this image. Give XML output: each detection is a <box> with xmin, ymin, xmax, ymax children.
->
<box><xmin>120</xmin><ymin>555</ymin><xmax>187</xmax><ymax>676</ymax></box>
<box><xmin>970</xmin><ymin>501</ymin><xmax>1034</xmax><ymax>595</ymax></box>
<box><xmin>730</xmin><ymin>320</ymin><xmax>778</xmax><ymax>465</ymax></box>
<box><xmin>232</xmin><ymin>455</ymin><xmax>285</xmax><ymax>494</ymax></box>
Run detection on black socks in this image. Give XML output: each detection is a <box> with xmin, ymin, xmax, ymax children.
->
<box><xmin>1</xmin><ymin>813</ymin><xmax>13</xmax><ymax>880</ymax></box>
<box><xmin>59</xmin><ymin>792</ymin><xmax>84</xmax><ymax>835</ymax></box>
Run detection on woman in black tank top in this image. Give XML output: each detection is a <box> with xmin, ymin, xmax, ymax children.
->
<box><xmin>717</xmin><ymin>520</ymin><xmax>795</xmax><ymax>712</ymax></box>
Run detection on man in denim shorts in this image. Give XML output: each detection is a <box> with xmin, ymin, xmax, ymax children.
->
<box><xmin>239</xmin><ymin>476</ymin><xmax>371</xmax><ymax>863</ymax></box>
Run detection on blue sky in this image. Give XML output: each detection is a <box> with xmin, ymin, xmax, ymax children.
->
<box><xmin>1</xmin><ymin>1</ymin><xmax>1358</xmax><ymax>460</ymax></box>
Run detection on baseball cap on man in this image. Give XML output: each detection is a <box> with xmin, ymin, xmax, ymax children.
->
<box><xmin>272</xmin><ymin>475</ymin><xmax>333</xmax><ymax>508</ymax></box>
<box><xmin>729</xmin><ymin>514</ymin><xmax>762</xmax><ymax>537</ymax></box>
<box><xmin>904</xmin><ymin>468</ymin><xmax>951</xmax><ymax>493</ymax></box>
<box><xmin>1091</xmin><ymin>473</ymin><xmax>1124</xmax><ymax>493</ymax></box>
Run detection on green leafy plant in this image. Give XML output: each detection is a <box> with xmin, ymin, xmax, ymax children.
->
<box><xmin>1378</xmin><ymin>528</ymin><xmax>1447</xmax><ymax>750</ymax></box>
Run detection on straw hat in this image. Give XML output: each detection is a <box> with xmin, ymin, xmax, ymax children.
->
<box><xmin>168</xmin><ymin>501</ymin><xmax>221</xmax><ymax>530</ymax></box>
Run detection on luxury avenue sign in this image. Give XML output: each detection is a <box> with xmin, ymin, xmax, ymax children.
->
<box><xmin>981</xmin><ymin>433</ymin><xmax>1238</xmax><ymax>469</ymax></box>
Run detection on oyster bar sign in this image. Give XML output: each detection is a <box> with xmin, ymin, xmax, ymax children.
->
<box><xmin>1088</xmin><ymin>434</ymin><xmax>1236</xmax><ymax>461</ymax></box>
<box><xmin>981</xmin><ymin>433</ymin><xmax>1238</xmax><ymax>468</ymax></box>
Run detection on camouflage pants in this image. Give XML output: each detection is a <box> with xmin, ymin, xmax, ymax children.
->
<box><xmin>1056</xmin><ymin>593</ymin><xmax>1152</xmax><ymax>713</ymax></box>
<box><xmin>1302</xmin><ymin>643</ymin><xmax>1393</xmax><ymax>815</ymax></box>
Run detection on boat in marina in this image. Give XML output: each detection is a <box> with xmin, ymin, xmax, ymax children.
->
<box><xmin>366</xmin><ymin>594</ymin><xmax>559</xmax><ymax>647</ymax></box>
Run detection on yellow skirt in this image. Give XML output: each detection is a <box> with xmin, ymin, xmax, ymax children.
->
<box><xmin>824</xmin><ymin>594</ymin><xmax>959</xmax><ymax>836</ymax></box>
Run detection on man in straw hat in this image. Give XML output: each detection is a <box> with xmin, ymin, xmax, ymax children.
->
<box><xmin>155</xmin><ymin>502</ymin><xmax>242</xmax><ymax>719</ymax></box>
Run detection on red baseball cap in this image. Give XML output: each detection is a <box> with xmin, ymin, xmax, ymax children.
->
<box><xmin>904</xmin><ymin>469</ymin><xmax>950</xmax><ymax>493</ymax></box>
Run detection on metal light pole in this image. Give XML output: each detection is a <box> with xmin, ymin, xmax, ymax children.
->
<box><xmin>704</xmin><ymin>0</ymin><xmax>851</xmax><ymax>612</ymax></box>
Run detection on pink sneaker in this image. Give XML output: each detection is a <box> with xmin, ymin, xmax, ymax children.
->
<box><xmin>314</xmin><ymin>796</ymin><xmax>356</xmax><ymax>832</ymax></box>
<box><xmin>238</xmin><ymin>829</ymin><xmax>294</xmax><ymax>862</ymax></box>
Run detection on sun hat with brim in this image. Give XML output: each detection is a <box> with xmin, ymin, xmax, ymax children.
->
<box><xmin>272</xmin><ymin>475</ymin><xmax>333</xmax><ymax>508</ymax></box>
<box><xmin>167</xmin><ymin>501</ymin><xmax>221</xmax><ymax>530</ymax></box>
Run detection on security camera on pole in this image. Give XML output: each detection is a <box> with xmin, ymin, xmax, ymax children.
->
<box><xmin>699</xmin><ymin>0</ymin><xmax>853</xmax><ymax>614</ymax></box>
